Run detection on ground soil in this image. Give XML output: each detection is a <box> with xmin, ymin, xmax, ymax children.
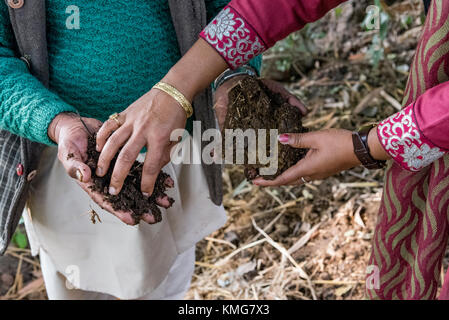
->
<box><xmin>86</xmin><ymin>135</ymin><xmax>174</xmax><ymax>223</ymax></box>
<box><xmin>224</xmin><ymin>77</ymin><xmax>308</xmax><ymax>181</ymax></box>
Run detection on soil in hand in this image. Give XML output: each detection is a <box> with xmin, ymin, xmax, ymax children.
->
<box><xmin>224</xmin><ymin>76</ymin><xmax>308</xmax><ymax>180</ymax></box>
<box><xmin>85</xmin><ymin>135</ymin><xmax>174</xmax><ymax>223</ymax></box>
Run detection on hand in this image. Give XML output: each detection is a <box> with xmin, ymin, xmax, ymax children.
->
<box><xmin>49</xmin><ymin>113</ymin><xmax>172</xmax><ymax>225</ymax></box>
<box><xmin>95</xmin><ymin>85</ymin><xmax>187</xmax><ymax>198</ymax></box>
<box><xmin>214</xmin><ymin>77</ymin><xmax>309</xmax><ymax>131</ymax></box>
<box><xmin>252</xmin><ymin>127</ymin><xmax>390</xmax><ymax>187</ymax></box>
<box><xmin>48</xmin><ymin>113</ymin><xmax>102</xmax><ymax>183</ymax></box>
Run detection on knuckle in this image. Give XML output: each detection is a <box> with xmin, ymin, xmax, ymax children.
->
<box><xmin>110</xmin><ymin>174</ymin><xmax>123</xmax><ymax>186</ymax></box>
<box><xmin>291</xmin><ymin>134</ymin><xmax>302</xmax><ymax>147</ymax></box>
<box><xmin>106</xmin><ymin>134</ymin><xmax>120</xmax><ymax>147</ymax></box>
<box><xmin>144</xmin><ymin>163</ymin><xmax>159</xmax><ymax>175</ymax></box>
<box><xmin>117</xmin><ymin>149</ymin><xmax>136</xmax><ymax>164</ymax></box>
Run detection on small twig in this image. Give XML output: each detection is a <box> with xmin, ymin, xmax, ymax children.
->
<box><xmin>251</xmin><ymin>218</ymin><xmax>317</xmax><ymax>300</ymax></box>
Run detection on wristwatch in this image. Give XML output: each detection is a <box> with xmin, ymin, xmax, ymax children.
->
<box><xmin>352</xmin><ymin>124</ymin><xmax>386</xmax><ymax>170</ymax></box>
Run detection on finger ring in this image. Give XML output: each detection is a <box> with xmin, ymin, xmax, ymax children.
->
<box><xmin>301</xmin><ymin>177</ymin><xmax>308</xmax><ymax>184</ymax></box>
<box><xmin>109</xmin><ymin>113</ymin><xmax>121</xmax><ymax>126</ymax></box>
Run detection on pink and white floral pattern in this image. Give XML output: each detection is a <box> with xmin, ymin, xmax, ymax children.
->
<box><xmin>200</xmin><ymin>6</ymin><xmax>267</xmax><ymax>69</ymax></box>
<box><xmin>377</xmin><ymin>104</ymin><xmax>445</xmax><ymax>171</ymax></box>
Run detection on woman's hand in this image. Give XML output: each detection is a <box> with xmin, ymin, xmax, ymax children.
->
<box><xmin>49</xmin><ymin>113</ymin><xmax>102</xmax><ymax>184</ymax></box>
<box><xmin>252</xmin><ymin>127</ymin><xmax>390</xmax><ymax>187</ymax></box>
<box><xmin>49</xmin><ymin>113</ymin><xmax>138</xmax><ymax>224</ymax></box>
<box><xmin>95</xmin><ymin>87</ymin><xmax>187</xmax><ymax>198</ymax></box>
<box><xmin>214</xmin><ymin>77</ymin><xmax>308</xmax><ymax>130</ymax></box>
<box><xmin>48</xmin><ymin>113</ymin><xmax>173</xmax><ymax>225</ymax></box>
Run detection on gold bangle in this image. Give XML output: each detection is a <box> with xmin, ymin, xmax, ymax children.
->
<box><xmin>153</xmin><ymin>82</ymin><xmax>193</xmax><ymax>118</ymax></box>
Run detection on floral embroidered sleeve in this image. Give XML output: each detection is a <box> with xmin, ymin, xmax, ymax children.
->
<box><xmin>377</xmin><ymin>81</ymin><xmax>449</xmax><ymax>171</ymax></box>
<box><xmin>199</xmin><ymin>0</ymin><xmax>348</xmax><ymax>69</ymax></box>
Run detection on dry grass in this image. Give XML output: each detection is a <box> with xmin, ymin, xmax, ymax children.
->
<box><xmin>2</xmin><ymin>0</ymin><xmax>448</xmax><ymax>301</ymax></box>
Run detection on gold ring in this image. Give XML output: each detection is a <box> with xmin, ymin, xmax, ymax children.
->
<box><xmin>109</xmin><ymin>113</ymin><xmax>121</xmax><ymax>126</ymax></box>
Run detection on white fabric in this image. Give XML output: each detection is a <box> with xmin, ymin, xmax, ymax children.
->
<box><xmin>23</xmin><ymin>139</ymin><xmax>226</xmax><ymax>300</ymax></box>
<box><xmin>39</xmin><ymin>246</ymin><xmax>195</xmax><ymax>300</ymax></box>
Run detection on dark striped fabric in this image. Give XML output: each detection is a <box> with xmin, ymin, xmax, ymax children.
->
<box><xmin>0</xmin><ymin>132</ymin><xmax>23</xmax><ymax>254</ymax></box>
<box><xmin>0</xmin><ymin>0</ymin><xmax>48</xmax><ymax>255</ymax></box>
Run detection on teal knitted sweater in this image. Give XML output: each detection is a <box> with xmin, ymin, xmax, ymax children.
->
<box><xmin>0</xmin><ymin>0</ymin><xmax>261</xmax><ymax>145</ymax></box>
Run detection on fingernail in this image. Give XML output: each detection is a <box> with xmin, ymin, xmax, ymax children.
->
<box><xmin>96</xmin><ymin>167</ymin><xmax>103</xmax><ymax>176</ymax></box>
<box><xmin>96</xmin><ymin>144</ymin><xmax>100</xmax><ymax>152</ymax></box>
<box><xmin>76</xmin><ymin>169</ymin><xmax>84</xmax><ymax>182</ymax></box>
<box><xmin>143</xmin><ymin>192</ymin><xmax>150</xmax><ymax>198</ymax></box>
<box><xmin>278</xmin><ymin>134</ymin><xmax>290</xmax><ymax>145</ymax></box>
<box><xmin>109</xmin><ymin>187</ymin><xmax>117</xmax><ymax>195</ymax></box>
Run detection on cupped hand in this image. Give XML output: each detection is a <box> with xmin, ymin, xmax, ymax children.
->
<box><xmin>214</xmin><ymin>77</ymin><xmax>308</xmax><ymax>131</ymax></box>
<box><xmin>48</xmin><ymin>113</ymin><xmax>173</xmax><ymax>225</ymax></box>
<box><xmin>252</xmin><ymin>128</ymin><xmax>362</xmax><ymax>187</ymax></box>
<box><xmin>95</xmin><ymin>87</ymin><xmax>187</xmax><ymax>199</ymax></box>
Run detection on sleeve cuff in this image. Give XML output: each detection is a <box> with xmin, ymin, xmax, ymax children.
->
<box><xmin>377</xmin><ymin>104</ymin><xmax>445</xmax><ymax>172</ymax></box>
<box><xmin>199</xmin><ymin>5</ymin><xmax>267</xmax><ymax>69</ymax></box>
<box><xmin>31</xmin><ymin>99</ymin><xmax>77</xmax><ymax>146</ymax></box>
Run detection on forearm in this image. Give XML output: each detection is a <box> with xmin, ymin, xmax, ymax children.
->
<box><xmin>0</xmin><ymin>59</ymin><xmax>77</xmax><ymax>145</ymax></box>
<box><xmin>162</xmin><ymin>38</ymin><xmax>228</xmax><ymax>102</ymax></box>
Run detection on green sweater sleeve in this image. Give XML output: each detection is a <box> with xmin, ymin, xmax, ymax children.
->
<box><xmin>0</xmin><ymin>5</ymin><xmax>77</xmax><ymax>145</ymax></box>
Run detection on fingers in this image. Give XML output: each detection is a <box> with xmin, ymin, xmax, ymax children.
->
<box><xmin>142</xmin><ymin>213</ymin><xmax>156</xmax><ymax>224</ymax></box>
<box><xmin>288</xmin><ymin>96</ymin><xmax>309</xmax><ymax>116</ymax></box>
<box><xmin>253</xmin><ymin>159</ymin><xmax>311</xmax><ymax>187</ymax></box>
<box><xmin>213</xmin><ymin>99</ymin><xmax>228</xmax><ymax>131</ymax></box>
<box><xmin>77</xmin><ymin>181</ymin><xmax>137</xmax><ymax>226</ymax></box>
<box><xmin>96</xmin><ymin>114</ymin><xmax>125</xmax><ymax>152</ymax></box>
<box><xmin>96</xmin><ymin>127</ymin><xmax>132</xmax><ymax>177</ymax></box>
<box><xmin>141</xmin><ymin>146</ymin><xmax>165</xmax><ymax>197</ymax></box>
<box><xmin>262</xmin><ymin>79</ymin><xmax>308</xmax><ymax>116</ymax></box>
<box><xmin>278</xmin><ymin>132</ymin><xmax>317</xmax><ymax>149</ymax></box>
<box><xmin>108</xmin><ymin>136</ymin><xmax>145</xmax><ymax>195</ymax></box>
<box><xmin>164</xmin><ymin>176</ymin><xmax>174</xmax><ymax>188</ymax></box>
<box><xmin>59</xmin><ymin>145</ymin><xmax>92</xmax><ymax>183</ymax></box>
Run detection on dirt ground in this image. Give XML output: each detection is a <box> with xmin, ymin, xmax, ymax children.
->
<box><xmin>1</xmin><ymin>0</ymin><xmax>448</xmax><ymax>300</ymax></box>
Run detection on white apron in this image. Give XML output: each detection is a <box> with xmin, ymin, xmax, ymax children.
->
<box><xmin>23</xmin><ymin>139</ymin><xmax>226</xmax><ymax>299</ymax></box>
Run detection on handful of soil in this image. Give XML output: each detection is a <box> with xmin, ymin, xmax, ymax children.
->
<box><xmin>223</xmin><ymin>76</ymin><xmax>308</xmax><ymax>180</ymax></box>
<box><xmin>85</xmin><ymin>135</ymin><xmax>174</xmax><ymax>223</ymax></box>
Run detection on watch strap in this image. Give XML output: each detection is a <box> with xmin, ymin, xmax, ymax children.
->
<box><xmin>352</xmin><ymin>125</ymin><xmax>386</xmax><ymax>170</ymax></box>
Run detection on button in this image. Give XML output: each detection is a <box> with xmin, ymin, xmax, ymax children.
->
<box><xmin>16</xmin><ymin>163</ymin><xmax>24</xmax><ymax>176</ymax></box>
<box><xmin>27</xmin><ymin>170</ymin><xmax>37</xmax><ymax>182</ymax></box>
<box><xmin>7</xmin><ymin>0</ymin><xmax>24</xmax><ymax>9</ymax></box>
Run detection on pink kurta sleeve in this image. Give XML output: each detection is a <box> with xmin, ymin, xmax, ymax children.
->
<box><xmin>377</xmin><ymin>81</ymin><xmax>449</xmax><ymax>172</ymax></box>
<box><xmin>200</xmin><ymin>0</ymin><xmax>348</xmax><ymax>68</ymax></box>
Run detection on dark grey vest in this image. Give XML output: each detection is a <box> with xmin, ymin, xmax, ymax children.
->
<box><xmin>0</xmin><ymin>0</ymin><xmax>222</xmax><ymax>255</ymax></box>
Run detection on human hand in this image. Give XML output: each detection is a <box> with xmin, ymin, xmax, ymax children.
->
<box><xmin>214</xmin><ymin>77</ymin><xmax>309</xmax><ymax>131</ymax></box>
<box><xmin>252</xmin><ymin>127</ymin><xmax>390</xmax><ymax>187</ymax></box>
<box><xmin>49</xmin><ymin>113</ymin><xmax>173</xmax><ymax>225</ymax></box>
<box><xmin>95</xmin><ymin>85</ymin><xmax>187</xmax><ymax>199</ymax></box>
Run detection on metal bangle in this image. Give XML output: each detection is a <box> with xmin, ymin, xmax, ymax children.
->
<box><xmin>213</xmin><ymin>65</ymin><xmax>258</xmax><ymax>90</ymax></box>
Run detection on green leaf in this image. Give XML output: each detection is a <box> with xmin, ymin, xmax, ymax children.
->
<box><xmin>12</xmin><ymin>230</ymin><xmax>28</xmax><ymax>249</ymax></box>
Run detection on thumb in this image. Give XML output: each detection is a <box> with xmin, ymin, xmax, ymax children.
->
<box><xmin>59</xmin><ymin>146</ymin><xmax>92</xmax><ymax>183</ymax></box>
<box><xmin>288</xmin><ymin>96</ymin><xmax>308</xmax><ymax>116</ymax></box>
<box><xmin>278</xmin><ymin>132</ymin><xmax>316</xmax><ymax>149</ymax></box>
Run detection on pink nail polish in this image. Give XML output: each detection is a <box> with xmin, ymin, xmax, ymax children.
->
<box><xmin>278</xmin><ymin>134</ymin><xmax>290</xmax><ymax>144</ymax></box>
